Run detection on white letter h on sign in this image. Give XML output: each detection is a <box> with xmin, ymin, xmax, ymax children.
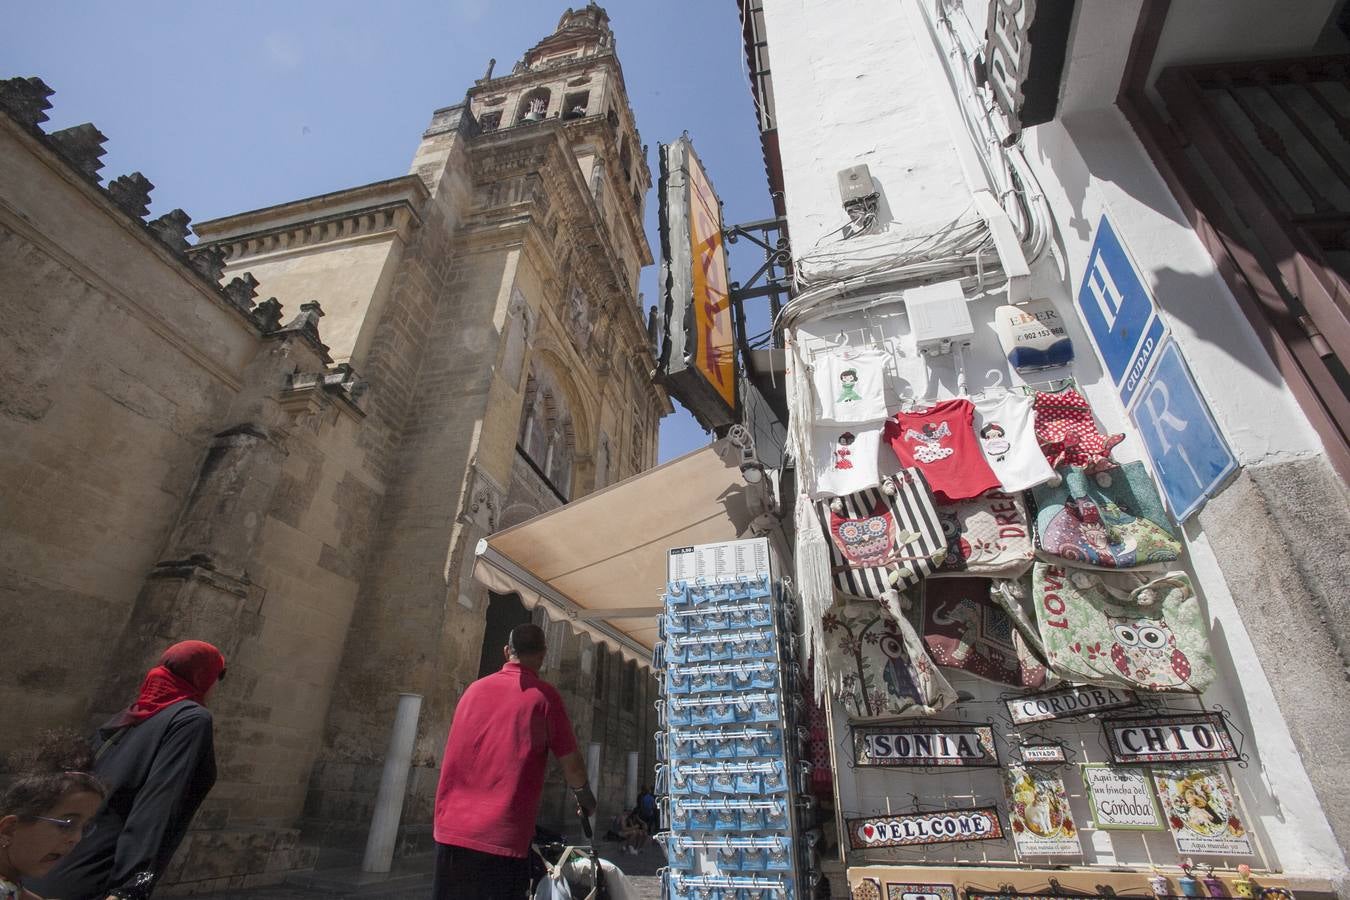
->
<box><xmin>1086</xmin><ymin>253</ymin><xmax>1124</xmax><ymax>330</ymax></box>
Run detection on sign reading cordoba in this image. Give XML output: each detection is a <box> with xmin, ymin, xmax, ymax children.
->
<box><xmin>852</xmin><ymin>724</ymin><xmax>998</xmax><ymax>768</ymax></box>
<box><xmin>1103</xmin><ymin>713</ymin><xmax>1239</xmax><ymax>764</ymax></box>
<box><xmin>847</xmin><ymin>807</ymin><xmax>1004</xmax><ymax>849</ymax></box>
<box><xmin>1005</xmin><ymin>684</ymin><xmax>1139</xmax><ymax>725</ymax></box>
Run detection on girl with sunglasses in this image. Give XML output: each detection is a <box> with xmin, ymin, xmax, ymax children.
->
<box><xmin>1</xmin><ymin>736</ymin><xmax>106</xmax><ymax>900</ymax></box>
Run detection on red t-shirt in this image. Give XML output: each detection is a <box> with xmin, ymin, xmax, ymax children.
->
<box><xmin>433</xmin><ymin>662</ymin><xmax>578</xmax><ymax>857</ymax></box>
<box><xmin>883</xmin><ymin>398</ymin><xmax>1000</xmax><ymax>502</ymax></box>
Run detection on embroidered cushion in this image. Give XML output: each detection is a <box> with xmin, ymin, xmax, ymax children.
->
<box><xmin>1032</xmin><ymin>462</ymin><xmax>1182</xmax><ymax>569</ymax></box>
<box><xmin>1030</xmin><ymin>562</ymin><xmax>1216</xmax><ymax>693</ymax></box>
<box><xmin>822</xmin><ymin>597</ymin><xmax>954</xmax><ymax>721</ymax></box>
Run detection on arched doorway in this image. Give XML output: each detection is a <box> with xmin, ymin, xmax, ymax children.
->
<box><xmin>477</xmin><ymin>591</ymin><xmax>531</xmax><ymax>678</ymax></box>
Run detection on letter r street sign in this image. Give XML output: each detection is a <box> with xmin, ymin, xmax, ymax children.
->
<box><xmin>1129</xmin><ymin>339</ymin><xmax>1238</xmax><ymax>521</ymax></box>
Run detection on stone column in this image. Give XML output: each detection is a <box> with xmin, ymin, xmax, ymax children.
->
<box><xmin>362</xmin><ymin>693</ymin><xmax>424</xmax><ymax>874</ymax></box>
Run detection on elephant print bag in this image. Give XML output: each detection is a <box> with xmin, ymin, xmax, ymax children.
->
<box><xmin>919</xmin><ymin>578</ymin><xmax>1054</xmax><ymax>689</ymax></box>
<box><xmin>1032</xmin><ymin>462</ymin><xmax>1182</xmax><ymax>569</ymax></box>
<box><xmin>822</xmin><ymin>597</ymin><xmax>954</xmax><ymax>721</ymax></box>
<box><xmin>815</xmin><ymin>470</ymin><xmax>947</xmax><ymax>599</ymax></box>
<box><xmin>1031</xmin><ymin>562</ymin><xmax>1215</xmax><ymax>693</ymax></box>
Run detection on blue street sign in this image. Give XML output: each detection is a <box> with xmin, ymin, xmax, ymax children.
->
<box><xmin>1077</xmin><ymin>216</ymin><xmax>1168</xmax><ymax>408</ymax></box>
<box><xmin>1129</xmin><ymin>340</ymin><xmax>1239</xmax><ymax>521</ymax></box>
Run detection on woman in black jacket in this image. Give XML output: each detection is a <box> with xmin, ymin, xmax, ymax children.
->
<box><xmin>30</xmin><ymin>641</ymin><xmax>225</xmax><ymax>900</ymax></box>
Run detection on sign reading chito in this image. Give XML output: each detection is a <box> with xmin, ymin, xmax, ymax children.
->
<box><xmin>656</xmin><ymin>136</ymin><xmax>738</xmax><ymax>428</ymax></box>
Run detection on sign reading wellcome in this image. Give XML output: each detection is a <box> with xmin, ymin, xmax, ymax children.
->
<box><xmin>847</xmin><ymin>808</ymin><xmax>1004</xmax><ymax>849</ymax></box>
<box><xmin>852</xmin><ymin>724</ymin><xmax>999</xmax><ymax>768</ymax></box>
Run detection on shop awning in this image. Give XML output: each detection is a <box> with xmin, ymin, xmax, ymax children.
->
<box><xmin>473</xmin><ymin>440</ymin><xmax>756</xmax><ymax>665</ymax></box>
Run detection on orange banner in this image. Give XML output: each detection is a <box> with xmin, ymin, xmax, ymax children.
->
<box><xmin>687</xmin><ymin>157</ymin><xmax>736</xmax><ymax>411</ymax></box>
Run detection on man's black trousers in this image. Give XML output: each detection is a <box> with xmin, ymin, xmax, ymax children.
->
<box><xmin>432</xmin><ymin>842</ymin><xmax>530</xmax><ymax>900</ymax></box>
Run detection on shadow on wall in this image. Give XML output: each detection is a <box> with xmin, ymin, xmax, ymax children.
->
<box><xmin>1034</xmin><ymin>111</ymin><xmax>1284</xmax><ymax>392</ymax></box>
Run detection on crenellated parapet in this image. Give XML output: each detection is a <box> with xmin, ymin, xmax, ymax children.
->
<box><xmin>0</xmin><ymin>74</ymin><xmax>343</xmax><ymax>355</ymax></box>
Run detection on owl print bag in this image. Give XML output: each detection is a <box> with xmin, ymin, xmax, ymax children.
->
<box><xmin>815</xmin><ymin>469</ymin><xmax>948</xmax><ymax>600</ymax></box>
<box><xmin>822</xmin><ymin>597</ymin><xmax>954</xmax><ymax>721</ymax></box>
<box><xmin>1032</xmin><ymin>462</ymin><xmax>1182</xmax><ymax>569</ymax></box>
<box><xmin>1030</xmin><ymin>562</ymin><xmax>1216</xmax><ymax>693</ymax></box>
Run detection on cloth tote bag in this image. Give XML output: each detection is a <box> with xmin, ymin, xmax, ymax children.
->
<box><xmin>1030</xmin><ymin>562</ymin><xmax>1216</xmax><ymax>693</ymax></box>
<box><xmin>1032</xmin><ymin>462</ymin><xmax>1182</xmax><ymax>569</ymax></box>
<box><xmin>932</xmin><ymin>490</ymin><xmax>1035</xmax><ymax>578</ymax></box>
<box><xmin>815</xmin><ymin>469</ymin><xmax>947</xmax><ymax>599</ymax></box>
<box><xmin>919</xmin><ymin>578</ymin><xmax>1054</xmax><ymax>689</ymax></box>
<box><xmin>822</xmin><ymin>597</ymin><xmax>954</xmax><ymax>721</ymax></box>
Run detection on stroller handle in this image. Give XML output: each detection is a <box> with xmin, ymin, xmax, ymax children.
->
<box><xmin>579</xmin><ymin>808</ymin><xmax>594</xmax><ymax>840</ymax></box>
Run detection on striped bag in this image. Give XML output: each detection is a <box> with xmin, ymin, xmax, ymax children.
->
<box><xmin>815</xmin><ymin>469</ymin><xmax>947</xmax><ymax>600</ymax></box>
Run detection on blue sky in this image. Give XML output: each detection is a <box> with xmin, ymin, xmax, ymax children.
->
<box><xmin>1</xmin><ymin>0</ymin><xmax>775</xmax><ymax>462</ymax></box>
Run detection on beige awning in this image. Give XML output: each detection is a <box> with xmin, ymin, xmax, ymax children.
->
<box><xmin>473</xmin><ymin>440</ymin><xmax>755</xmax><ymax>665</ymax></box>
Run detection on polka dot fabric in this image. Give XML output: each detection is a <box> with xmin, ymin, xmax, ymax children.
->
<box><xmin>1033</xmin><ymin>387</ymin><xmax>1123</xmax><ymax>472</ymax></box>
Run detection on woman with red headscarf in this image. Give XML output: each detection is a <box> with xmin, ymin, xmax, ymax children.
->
<box><xmin>29</xmin><ymin>641</ymin><xmax>226</xmax><ymax>900</ymax></box>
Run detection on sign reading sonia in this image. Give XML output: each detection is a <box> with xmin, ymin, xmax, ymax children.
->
<box><xmin>1103</xmin><ymin>713</ymin><xmax>1239</xmax><ymax>764</ymax></box>
<box><xmin>1005</xmin><ymin>684</ymin><xmax>1139</xmax><ymax>725</ymax></box>
<box><xmin>847</xmin><ymin>808</ymin><xmax>1004</xmax><ymax>849</ymax></box>
<box><xmin>852</xmin><ymin>724</ymin><xmax>998</xmax><ymax>768</ymax></box>
<box><xmin>1081</xmin><ymin>763</ymin><xmax>1165</xmax><ymax>831</ymax></box>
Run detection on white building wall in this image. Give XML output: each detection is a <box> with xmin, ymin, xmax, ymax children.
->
<box><xmin>765</xmin><ymin>0</ymin><xmax>1346</xmax><ymax>883</ymax></box>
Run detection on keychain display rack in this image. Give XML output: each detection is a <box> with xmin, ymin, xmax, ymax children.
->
<box><xmin>655</xmin><ymin>573</ymin><xmax>819</xmax><ymax>900</ymax></box>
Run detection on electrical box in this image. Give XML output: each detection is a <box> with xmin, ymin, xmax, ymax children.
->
<box><xmin>837</xmin><ymin>164</ymin><xmax>875</xmax><ymax>205</ymax></box>
<box><xmin>905</xmin><ymin>280</ymin><xmax>974</xmax><ymax>356</ymax></box>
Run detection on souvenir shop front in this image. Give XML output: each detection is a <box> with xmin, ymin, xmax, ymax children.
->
<box><xmin>782</xmin><ymin>278</ymin><xmax>1333</xmax><ymax>900</ymax></box>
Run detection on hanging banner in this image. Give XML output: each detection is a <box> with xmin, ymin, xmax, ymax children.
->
<box><xmin>886</xmin><ymin>884</ymin><xmax>956</xmax><ymax>900</ymax></box>
<box><xmin>1152</xmin><ymin>765</ymin><xmax>1254</xmax><ymax>856</ymax></box>
<box><xmin>1005</xmin><ymin>684</ymin><xmax>1140</xmax><ymax>725</ymax></box>
<box><xmin>1004</xmin><ymin>766</ymin><xmax>1081</xmax><ymax>857</ymax></box>
<box><xmin>1103</xmin><ymin>712</ymin><xmax>1239</xmax><ymax>764</ymax></box>
<box><xmin>1018</xmin><ymin>743</ymin><xmax>1067</xmax><ymax>765</ymax></box>
<box><xmin>1081</xmin><ymin>763</ymin><xmax>1166</xmax><ymax>831</ymax></box>
<box><xmin>852</xmin><ymin>723</ymin><xmax>999</xmax><ymax>768</ymax></box>
<box><xmin>847</xmin><ymin>807</ymin><xmax>1004</xmax><ymax>849</ymax></box>
<box><xmin>655</xmin><ymin>135</ymin><xmax>738</xmax><ymax>429</ymax></box>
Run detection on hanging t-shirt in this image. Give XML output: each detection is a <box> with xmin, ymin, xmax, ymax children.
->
<box><xmin>973</xmin><ymin>392</ymin><xmax>1058</xmax><ymax>492</ymax></box>
<box><xmin>883</xmin><ymin>398</ymin><xmax>1000</xmax><ymax>502</ymax></box>
<box><xmin>811</xmin><ymin>423</ymin><xmax>883</xmax><ymax>497</ymax></box>
<box><xmin>1033</xmin><ymin>386</ymin><xmax>1124</xmax><ymax>472</ymax></box>
<box><xmin>811</xmin><ymin>348</ymin><xmax>889</xmax><ymax>424</ymax></box>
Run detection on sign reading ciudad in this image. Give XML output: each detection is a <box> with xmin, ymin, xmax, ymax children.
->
<box><xmin>1005</xmin><ymin>684</ymin><xmax>1139</xmax><ymax>725</ymax></box>
<box><xmin>847</xmin><ymin>808</ymin><xmax>1004</xmax><ymax>849</ymax></box>
<box><xmin>1102</xmin><ymin>713</ymin><xmax>1238</xmax><ymax>764</ymax></box>
<box><xmin>852</xmin><ymin>724</ymin><xmax>998</xmax><ymax>768</ymax></box>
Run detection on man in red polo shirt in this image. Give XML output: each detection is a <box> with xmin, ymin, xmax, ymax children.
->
<box><xmin>433</xmin><ymin>623</ymin><xmax>595</xmax><ymax>900</ymax></box>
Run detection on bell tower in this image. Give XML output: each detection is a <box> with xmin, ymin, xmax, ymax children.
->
<box><xmin>463</xmin><ymin>2</ymin><xmax>651</xmax><ymax>296</ymax></box>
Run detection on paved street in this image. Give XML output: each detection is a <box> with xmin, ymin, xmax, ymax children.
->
<box><xmin>206</xmin><ymin>839</ymin><xmax>666</xmax><ymax>900</ymax></box>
